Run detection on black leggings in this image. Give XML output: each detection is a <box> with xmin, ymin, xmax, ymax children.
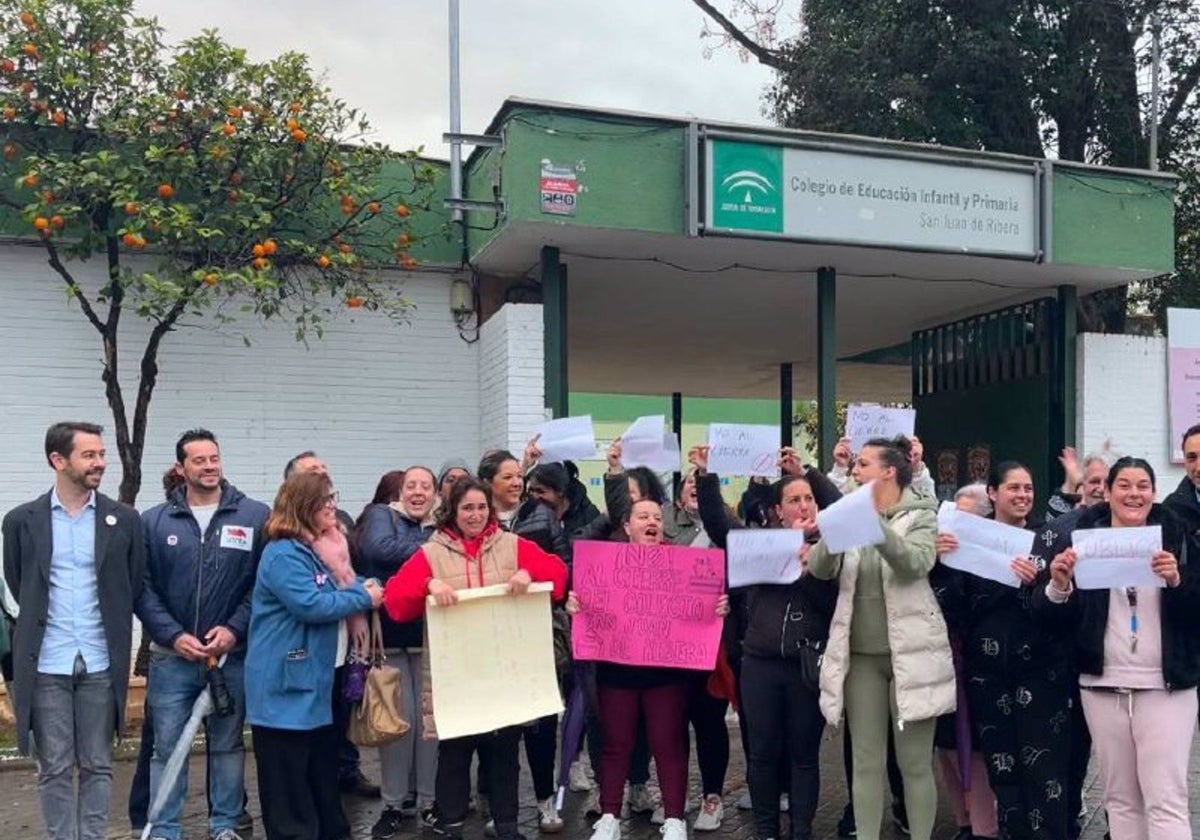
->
<box><xmin>524</xmin><ymin>714</ymin><xmax>558</xmax><ymax>801</ymax></box>
<box><xmin>687</xmin><ymin>678</ymin><xmax>730</xmax><ymax>797</ymax></box>
<box><xmin>740</xmin><ymin>655</ymin><xmax>824</xmax><ymax>840</ymax></box>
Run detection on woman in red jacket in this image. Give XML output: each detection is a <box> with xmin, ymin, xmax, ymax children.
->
<box><xmin>383</xmin><ymin>477</ymin><xmax>568</xmax><ymax>840</ymax></box>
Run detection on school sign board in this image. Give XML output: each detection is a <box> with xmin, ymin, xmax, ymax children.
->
<box><xmin>704</xmin><ymin>139</ymin><xmax>1038</xmax><ymax>258</ymax></box>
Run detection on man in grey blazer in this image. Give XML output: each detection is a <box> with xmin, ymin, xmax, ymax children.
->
<box><xmin>2</xmin><ymin>421</ymin><xmax>146</xmax><ymax>840</ymax></box>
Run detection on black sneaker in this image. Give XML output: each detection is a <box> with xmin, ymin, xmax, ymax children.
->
<box><xmin>340</xmin><ymin>771</ymin><xmax>382</xmax><ymax>798</ymax></box>
<box><xmin>372</xmin><ymin>807</ymin><xmax>405</xmax><ymax>839</ymax></box>
<box><xmin>836</xmin><ymin>804</ymin><xmax>857</xmax><ymax>838</ymax></box>
<box><xmin>950</xmin><ymin>828</ymin><xmax>971</xmax><ymax>840</ymax></box>
<box><xmin>891</xmin><ymin>801</ymin><xmax>911</xmax><ymax>836</ymax></box>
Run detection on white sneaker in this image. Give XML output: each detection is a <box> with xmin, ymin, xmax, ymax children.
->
<box><xmin>570</xmin><ymin>760</ymin><xmax>595</xmax><ymax>792</ymax></box>
<box><xmin>779</xmin><ymin>794</ymin><xmax>789</xmax><ymax>813</ymax></box>
<box><xmin>590</xmin><ymin>814</ymin><xmax>621</xmax><ymax>840</ymax></box>
<box><xmin>584</xmin><ymin>789</ymin><xmax>602</xmax><ymax>817</ymax></box>
<box><xmin>651</xmin><ymin>798</ymin><xmax>691</xmax><ymax>826</ymax></box>
<box><xmin>538</xmin><ymin>796</ymin><xmax>564</xmax><ymax>834</ymax></box>
<box><xmin>693</xmin><ymin>795</ymin><xmax>724</xmax><ymax>832</ymax></box>
<box><xmin>660</xmin><ymin>817</ymin><xmax>688</xmax><ymax>840</ymax></box>
<box><xmin>628</xmin><ymin>783</ymin><xmax>658</xmax><ymax>814</ymax></box>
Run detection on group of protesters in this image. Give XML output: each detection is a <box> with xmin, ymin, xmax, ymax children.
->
<box><xmin>3</xmin><ymin>419</ymin><xmax>1200</xmax><ymax>840</ymax></box>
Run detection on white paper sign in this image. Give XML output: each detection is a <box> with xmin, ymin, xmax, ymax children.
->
<box><xmin>535</xmin><ymin>415</ymin><xmax>597</xmax><ymax>463</ymax></box>
<box><xmin>936</xmin><ymin>502</ymin><xmax>1028</xmax><ymax>588</ymax></box>
<box><xmin>816</xmin><ymin>482</ymin><xmax>885</xmax><ymax>554</ymax></box>
<box><xmin>727</xmin><ymin>529</ymin><xmax>806</xmax><ymax>588</ymax></box>
<box><xmin>846</xmin><ymin>404</ymin><xmax>916</xmax><ymax>454</ymax></box>
<box><xmin>1073</xmin><ymin>526</ymin><xmax>1164</xmax><ymax>590</ymax></box>
<box><xmin>620</xmin><ymin>415</ymin><xmax>667</xmax><ymax>469</ymax></box>
<box><xmin>706</xmin><ymin>423</ymin><xmax>780</xmax><ymax>477</ymax></box>
<box><xmin>426</xmin><ymin>583</ymin><xmax>563</xmax><ymax>739</ymax></box>
<box><xmin>635</xmin><ymin>432</ymin><xmax>681</xmax><ymax>473</ymax></box>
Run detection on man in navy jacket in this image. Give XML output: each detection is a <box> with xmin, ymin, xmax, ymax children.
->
<box><xmin>136</xmin><ymin>429</ymin><xmax>268</xmax><ymax>840</ymax></box>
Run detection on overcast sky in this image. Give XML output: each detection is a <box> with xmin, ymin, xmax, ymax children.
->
<box><xmin>135</xmin><ymin>1</ymin><xmax>777</xmax><ymax>157</ymax></box>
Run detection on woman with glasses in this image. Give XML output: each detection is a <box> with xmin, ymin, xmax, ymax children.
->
<box><xmin>1036</xmin><ymin>457</ymin><xmax>1200</xmax><ymax>840</ymax></box>
<box><xmin>246</xmin><ymin>472</ymin><xmax>384</xmax><ymax>840</ymax></box>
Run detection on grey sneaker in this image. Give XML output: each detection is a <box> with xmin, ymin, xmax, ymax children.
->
<box><xmin>212</xmin><ymin>831</ymin><xmax>245</xmax><ymax>840</ymax></box>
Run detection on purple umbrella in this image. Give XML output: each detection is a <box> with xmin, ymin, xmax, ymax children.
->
<box><xmin>555</xmin><ymin>674</ymin><xmax>589</xmax><ymax>810</ymax></box>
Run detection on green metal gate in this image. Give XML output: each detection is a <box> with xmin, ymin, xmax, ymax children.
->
<box><xmin>912</xmin><ymin>298</ymin><xmax>1063</xmax><ymax>502</ymax></box>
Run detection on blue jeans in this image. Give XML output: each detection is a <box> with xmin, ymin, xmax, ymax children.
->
<box><xmin>148</xmin><ymin>651</ymin><xmax>246</xmax><ymax>839</ymax></box>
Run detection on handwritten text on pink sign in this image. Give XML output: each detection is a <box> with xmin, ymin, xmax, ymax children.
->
<box><xmin>571</xmin><ymin>540</ymin><xmax>725</xmax><ymax>670</ymax></box>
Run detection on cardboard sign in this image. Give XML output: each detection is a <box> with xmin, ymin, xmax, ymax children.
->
<box><xmin>571</xmin><ymin>540</ymin><xmax>725</xmax><ymax>670</ymax></box>
<box><xmin>426</xmin><ymin>583</ymin><xmax>563</xmax><ymax>739</ymax></box>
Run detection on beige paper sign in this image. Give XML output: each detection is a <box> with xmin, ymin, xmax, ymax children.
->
<box><xmin>426</xmin><ymin>582</ymin><xmax>562</xmax><ymax>739</ymax></box>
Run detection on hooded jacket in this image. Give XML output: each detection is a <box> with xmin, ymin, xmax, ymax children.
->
<box><xmin>1031</xmin><ymin>502</ymin><xmax>1200</xmax><ymax>689</ymax></box>
<box><xmin>137</xmin><ymin>482</ymin><xmax>269</xmax><ymax>649</ymax></box>
<box><xmin>1164</xmin><ymin>476</ymin><xmax>1200</xmax><ymax>540</ymax></box>
<box><xmin>356</xmin><ymin>502</ymin><xmax>435</xmax><ymax>649</ymax></box>
<box><xmin>808</xmin><ymin>487</ymin><xmax>955</xmax><ymax>727</ymax></box>
<box><xmin>561</xmin><ymin>478</ymin><xmax>603</xmax><ymax>539</ymax></box>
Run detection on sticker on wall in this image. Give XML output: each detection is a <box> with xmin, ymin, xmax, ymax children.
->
<box><xmin>540</xmin><ymin>160</ymin><xmax>577</xmax><ymax>216</ymax></box>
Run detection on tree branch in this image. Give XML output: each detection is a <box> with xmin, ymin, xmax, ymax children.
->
<box><xmin>42</xmin><ymin>239</ymin><xmax>106</xmax><ymax>334</ymax></box>
<box><xmin>1159</xmin><ymin>54</ymin><xmax>1200</xmax><ymax>138</ymax></box>
<box><xmin>691</xmin><ymin>0</ymin><xmax>785</xmax><ymax>69</ymax></box>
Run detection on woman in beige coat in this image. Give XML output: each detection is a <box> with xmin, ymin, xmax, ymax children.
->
<box><xmin>805</xmin><ymin>436</ymin><xmax>954</xmax><ymax>840</ymax></box>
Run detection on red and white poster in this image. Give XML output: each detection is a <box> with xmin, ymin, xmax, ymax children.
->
<box><xmin>540</xmin><ymin>160</ymin><xmax>577</xmax><ymax>216</ymax></box>
<box><xmin>1167</xmin><ymin>308</ymin><xmax>1200</xmax><ymax>464</ymax></box>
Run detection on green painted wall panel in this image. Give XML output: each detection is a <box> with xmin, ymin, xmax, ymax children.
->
<box><xmin>497</xmin><ymin>110</ymin><xmax>687</xmax><ymax>235</ymax></box>
<box><xmin>1051</xmin><ymin>168</ymin><xmax>1175</xmax><ymax>273</ymax></box>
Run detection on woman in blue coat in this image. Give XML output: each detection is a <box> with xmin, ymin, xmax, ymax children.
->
<box><xmin>247</xmin><ymin>471</ymin><xmax>383</xmax><ymax>840</ymax></box>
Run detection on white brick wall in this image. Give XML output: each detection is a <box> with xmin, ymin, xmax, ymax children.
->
<box><xmin>0</xmin><ymin>243</ymin><xmax>482</xmax><ymax>520</ymax></box>
<box><xmin>1076</xmin><ymin>332</ymin><xmax>1185</xmax><ymax>493</ymax></box>
<box><xmin>478</xmin><ymin>303</ymin><xmax>546</xmax><ymax>455</ymax></box>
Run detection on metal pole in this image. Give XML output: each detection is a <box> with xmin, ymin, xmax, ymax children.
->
<box><xmin>817</xmin><ymin>268</ymin><xmax>837</xmax><ymax>472</ymax></box>
<box><xmin>780</xmin><ymin>363</ymin><xmax>793</xmax><ymax>448</ymax></box>
<box><xmin>1150</xmin><ymin>12</ymin><xmax>1161</xmax><ymax>171</ymax></box>
<box><xmin>448</xmin><ymin>0</ymin><xmax>463</xmax><ymax>220</ymax></box>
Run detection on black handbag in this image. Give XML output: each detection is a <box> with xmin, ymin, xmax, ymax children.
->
<box><xmin>797</xmin><ymin>639</ymin><xmax>824</xmax><ymax>694</ymax></box>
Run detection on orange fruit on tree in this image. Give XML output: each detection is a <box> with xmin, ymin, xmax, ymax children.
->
<box><xmin>227</xmin><ymin>189</ymin><xmax>239</xmax><ymax>202</ymax></box>
<box><xmin>403</xmin><ymin>257</ymin><xmax>418</xmax><ymax>270</ymax></box>
<box><xmin>3</xmin><ymin>143</ymin><xmax>15</xmax><ymax>159</ymax></box>
<box><xmin>226</xmin><ymin>106</ymin><xmax>243</xmax><ymax>119</ymax></box>
<box><xmin>41</xmin><ymin>189</ymin><xmax>53</xmax><ymax>202</ymax></box>
<box><xmin>262</xmin><ymin>239</ymin><xmax>277</xmax><ymax>255</ymax></box>
<box><xmin>286</xmin><ymin>117</ymin><xmax>299</xmax><ymax>131</ymax></box>
<box><xmin>22</xmin><ymin>172</ymin><xmax>37</xmax><ymax>187</ymax></box>
<box><xmin>124</xmin><ymin>202</ymin><xmax>138</xmax><ymax>215</ymax></box>
<box><xmin>251</xmin><ymin>243</ymin><xmax>265</xmax><ymax>258</ymax></box>
<box><xmin>50</xmin><ymin>214</ymin><xmax>64</xmax><ymax>228</ymax></box>
<box><xmin>338</xmin><ymin>243</ymin><xmax>352</xmax><ymax>254</ymax></box>
<box><xmin>289</xmin><ymin>102</ymin><xmax>302</xmax><ymax>114</ymax></box>
<box><xmin>252</xmin><ymin>257</ymin><xmax>269</xmax><ymax>270</ymax></box>
<box><xmin>20</xmin><ymin>80</ymin><xmax>33</xmax><ymax>93</ymax></box>
<box><xmin>367</xmin><ymin>202</ymin><xmax>380</xmax><ymax>214</ymax></box>
<box><xmin>396</xmin><ymin>232</ymin><xmax>410</xmax><ymax>247</ymax></box>
<box><xmin>395</xmin><ymin>204</ymin><xmax>409</xmax><ymax>218</ymax></box>
<box><xmin>51</xmin><ymin>110</ymin><xmax>64</xmax><ymax>126</ymax></box>
<box><xmin>346</xmin><ymin>296</ymin><xmax>363</xmax><ymax>308</ymax></box>
<box><xmin>122</xmin><ymin>232</ymin><xmax>137</xmax><ymax>247</ymax></box>
<box><xmin>203</xmin><ymin>273</ymin><xmax>218</xmax><ymax>286</ymax></box>
<box><xmin>221</xmin><ymin>122</ymin><xmax>235</xmax><ymax>136</ymax></box>
<box><xmin>316</xmin><ymin>254</ymin><xmax>331</xmax><ymax>269</ymax></box>
<box><xmin>158</xmin><ymin>183</ymin><xmax>174</xmax><ymax>199</ymax></box>
<box><xmin>0</xmin><ymin>59</ymin><xmax>14</xmax><ymax>74</ymax></box>
<box><xmin>19</xmin><ymin>11</ymin><xmax>35</xmax><ymax>29</ymax></box>
<box><xmin>3</xmin><ymin>107</ymin><xmax>15</xmax><ymax>120</ymax></box>
<box><xmin>291</xmin><ymin>128</ymin><xmax>306</xmax><ymax>143</ymax></box>
<box><xmin>22</xmin><ymin>43</ymin><xmax>37</xmax><ymax>59</ymax></box>
<box><xmin>173</xmin><ymin>89</ymin><xmax>187</xmax><ymax>100</ymax></box>
<box><xmin>32</xmin><ymin>215</ymin><xmax>48</xmax><ymax>230</ymax></box>
<box><xmin>89</xmin><ymin>39</ymin><xmax>104</xmax><ymax>55</ymax></box>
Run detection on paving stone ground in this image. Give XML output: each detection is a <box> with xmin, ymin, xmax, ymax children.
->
<box><xmin>1</xmin><ymin>720</ymin><xmax>1198</xmax><ymax>839</ymax></box>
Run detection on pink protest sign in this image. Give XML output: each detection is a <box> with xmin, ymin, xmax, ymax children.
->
<box><xmin>571</xmin><ymin>540</ymin><xmax>725</xmax><ymax>670</ymax></box>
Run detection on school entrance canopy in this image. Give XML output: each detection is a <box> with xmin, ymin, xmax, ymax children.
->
<box><xmin>457</xmin><ymin>98</ymin><xmax>1176</xmax><ymax>477</ymax></box>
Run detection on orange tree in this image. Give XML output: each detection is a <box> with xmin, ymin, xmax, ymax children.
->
<box><xmin>0</xmin><ymin>0</ymin><xmax>436</xmax><ymax>503</ymax></box>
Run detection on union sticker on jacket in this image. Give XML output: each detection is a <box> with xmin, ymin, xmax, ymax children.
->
<box><xmin>219</xmin><ymin>525</ymin><xmax>253</xmax><ymax>551</ymax></box>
